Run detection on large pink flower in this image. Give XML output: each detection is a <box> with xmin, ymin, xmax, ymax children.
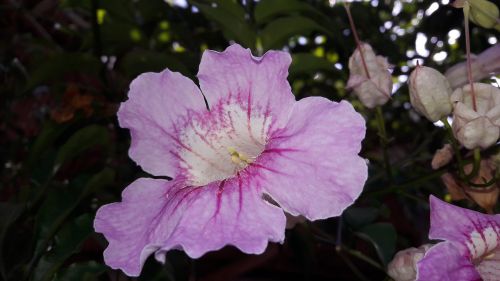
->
<box><xmin>417</xmin><ymin>196</ymin><xmax>500</xmax><ymax>281</ymax></box>
<box><xmin>94</xmin><ymin>44</ymin><xmax>367</xmax><ymax>276</ymax></box>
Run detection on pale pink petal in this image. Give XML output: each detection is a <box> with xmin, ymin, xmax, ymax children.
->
<box><xmin>197</xmin><ymin>44</ymin><xmax>295</xmax><ymax>131</ymax></box>
<box><xmin>476</xmin><ymin>247</ymin><xmax>500</xmax><ymax>281</ymax></box>
<box><xmin>158</xmin><ymin>169</ymin><xmax>286</xmax><ymax>258</ymax></box>
<box><xmin>257</xmin><ymin>97</ymin><xmax>367</xmax><ymax>220</ymax></box>
<box><xmin>429</xmin><ymin>196</ymin><xmax>500</xmax><ymax>243</ymax></box>
<box><xmin>117</xmin><ymin>69</ymin><xmax>207</xmax><ymax>177</ymax></box>
<box><xmin>94</xmin><ymin>174</ymin><xmax>286</xmax><ymax>276</ymax></box>
<box><xmin>416</xmin><ymin>242</ymin><xmax>481</xmax><ymax>281</ymax></box>
<box><xmin>94</xmin><ymin>178</ymin><xmax>179</xmax><ymax>276</ymax></box>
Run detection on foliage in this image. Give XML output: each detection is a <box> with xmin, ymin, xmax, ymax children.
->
<box><xmin>0</xmin><ymin>0</ymin><xmax>498</xmax><ymax>280</ymax></box>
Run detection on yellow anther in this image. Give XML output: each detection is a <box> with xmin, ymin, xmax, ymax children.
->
<box><xmin>231</xmin><ymin>155</ymin><xmax>241</xmax><ymax>164</ymax></box>
<box><xmin>227</xmin><ymin>147</ymin><xmax>252</xmax><ymax>165</ymax></box>
<box><xmin>227</xmin><ymin>146</ymin><xmax>237</xmax><ymax>155</ymax></box>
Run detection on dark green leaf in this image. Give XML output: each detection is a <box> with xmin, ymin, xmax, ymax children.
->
<box><xmin>24</xmin><ymin>54</ymin><xmax>100</xmax><ymax>93</ymax></box>
<box><xmin>189</xmin><ymin>0</ymin><xmax>256</xmax><ymax>48</ymax></box>
<box><xmin>260</xmin><ymin>16</ymin><xmax>332</xmax><ymax>50</ymax></box>
<box><xmin>289</xmin><ymin>53</ymin><xmax>334</xmax><ymax>77</ymax></box>
<box><xmin>54</xmin><ymin>125</ymin><xmax>110</xmax><ymax>172</ymax></box>
<box><xmin>254</xmin><ymin>0</ymin><xmax>321</xmax><ymax>24</ymax></box>
<box><xmin>120</xmin><ymin>49</ymin><xmax>190</xmax><ymax>79</ymax></box>
<box><xmin>356</xmin><ymin>223</ymin><xmax>397</xmax><ymax>266</ymax></box>
<box><xmin>33</xmin><ymin>214</ymin><xmax>94</xmax><ymax>281</ymax></box>
<box><xmin>343</xmin><ymin>207</ymin><xmax>380</xmax><ymax>230</ymax></box>
<box><xmin>0</xmin><ymin>203</ymin><xmax>25</xmax><ymax>279</ymax></box>
<box><xmin>54</xmin><ymin>261</ymin><xmax>105</xmax><ymax>281</ymax></box>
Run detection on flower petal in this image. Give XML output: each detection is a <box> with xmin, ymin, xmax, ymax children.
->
<box><xmin>95</xmin><ymin>175</ymin><xmax>286</xmax><ymax>276</ymax></box>
<box><xmin>197</xmin><ymin>44</ymin><xmax>295</xmax><ymax>131</ymax></box>
<box><xmin>118</xmin><ymin>69</ymin><xmax>207</xmax><ymax>177</ymax></box>
<box><xmin>429</xmin><ymin>196</ymin><xmax>500</xmax><ymax>244</ymax></box>
<box><xmin>157</xmin><ymin>172</ymin><xmax>286</xmax><ymax>259</ymax></box>
<box><xmin>257</xmin><ymin>97</ymin><xmax>367</xmax><ymax>220</ymax></box>
<box><xmin>416</xmin><ymin>242</ymin><xmax>481</xmax><ymax>281</ymax></box>
<box><xmin>94</xmin><ymin>178</ymin><xmax>178</xmax><ymax>276</ymax></box>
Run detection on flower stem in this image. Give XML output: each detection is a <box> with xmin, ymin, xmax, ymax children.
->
<box><xmin>375</xmin><ymin>106</ymin><xmax>392</xmax><ymax>182</ymax></box>
<box><xmin>466</xmin><ymin>148</ymin><xmax>481</xmax><ymax>179</ymax></box>
<box><xmin>344</xmin><ymin>3</ymin><xmax>370</xmax><ymax>79</ymax></box>
<box><xmin>441</xmin><ymin>118</ymin><xmax>466</xmax><ymax>178</ymax></box>
<box><xmin>463</xmin><ymin>2</ymin><xmax>477</xmax><ymax>111</ymax></box>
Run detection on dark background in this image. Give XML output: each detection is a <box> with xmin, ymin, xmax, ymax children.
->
<box><xmin>1</xmin><ymin>0</ymin><xmax>498</xmax><ymax>280</ymax></box>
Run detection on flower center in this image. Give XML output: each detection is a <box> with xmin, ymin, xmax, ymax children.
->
<box><xmin>466</xmin><ymin>225</ymin><xmax>499</xmax><ymax>264</ymax></box>
<box><xmin>178</xmin><ymin>102</ymin><xmax>271</xmax><ymax>186</ymax></box>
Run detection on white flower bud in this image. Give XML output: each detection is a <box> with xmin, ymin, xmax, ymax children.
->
<box><xmin>387</xmin><ymin>244</ymin><xmax>433</xmax><ymax>281</ymax></box>
<box><xmin>409</xmin><ymin>66</ymin><xmax>453</xmax><ymax>122</ymax></box>
<box><xmin>347</xmin><ymin>43</ymin><xmax>392</xmax><ymax>108</ymax></box>
<box><xmin>451</xmin><ymin>83</ymin><xmax>500</xmax><ymax>149</ymax></box>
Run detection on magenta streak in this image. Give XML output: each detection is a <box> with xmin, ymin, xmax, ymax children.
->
<box><xmin>169</xmin><ymin>150</ymin><xmax>193</xmax><ymax>170</ymax></box>
<box><xmin>262</xmin><ymin>148</ymin><xmax>301</xmax><ymax>155</ymax></box>
<box><xmin>169</xmin><ymin>187</ymin><xmax>202</xmax><ymax>217</ymax></box>
<box><xmin>189</xmin><ymin>121</ymin><xmax>227</xmax><ymax>160</ymax></box>
<box><xmin>260</xmin><ymin>101</ymin><xmax>272</xmax><ymax>140</ymax></box>
<box><xmin>211</xmin><ymin>180</ymin><xmax>226</xmax><ymax>220</ymax></box>
<box><xmin>251</xmin><ymin>163</ymin><xmax>288</xmax><ymax>176</ymax></box>
<box><xmin>165</xmin><ymin>131</ymin><xmax>230</xmax><ymax>174</ymax></box>
<box><xmin>236</xmin><ymin>172</ymin><xmax>244</xmax><ymax>217</ymax></box>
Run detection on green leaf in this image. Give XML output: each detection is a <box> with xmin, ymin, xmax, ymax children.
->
<box><xmin>54</xmin><ymin>125</ymin><xmax>110</xmax><ymax>173</ymax></box>
<box><xmin>289</xmin><ymin>53</ymin><xmax>333</xmax><ymax>77</ymax></box>
<box><xmin>27</xmin><ymin>122</ymin><xmax>68</xmax><ymax>170</ymax></box>
<box><xmin>33</xmin><ymin>214</ymin><xmax>94</xmax><ymax>281</ymax></box>
<box><xmin>54</xmin><ymin>261</ymin><xmax>105</xmax><ymax>281</ymax></box>
<box><xmin>0</xmin><ymin>203</ymin><xmax>25</xmax><ymax>279</ymax></box>
<box><xmin>30</xmin><ymin>169</ymin><xmax>114</xmax><ymax>280</ymax></box>
<box><xmin>189</xmin><ymin>0</ymin><xmax>256</xmax><ymax>48</ymax></box>
<box><xmin>120</xmin><ymin>49</ymin><xmax>190</xmax><ymax>79</ymax></box>
<box><xmin>355</xmin><ymin>223</ymin><xmax>397</xmax><ymax>266</ymax></box>
<box><xmin>24</xmin><ymin>54</ymin><xmax>100</xmax><ymax>93</ymax></box>
<box><xmin>260</xmin><ymin>16</ymin><xmax>332</xmax><ymax>50</ymax></box>
<box><xmin>254</xmin><ymin>0</ymin><xmax>321</xmax><ymax>24</ymax></box>
<box><xmin>343</xmin><ymin>207</ymin><xmax>380</xmax><ymax>230</ymax></box>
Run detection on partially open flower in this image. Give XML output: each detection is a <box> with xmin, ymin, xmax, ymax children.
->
<box><xmin>388</xmin><ymin>244</ymin><xmax>432</xmax><ymax>281</ymax></box>
<box><xmin>409</xmin><ymin>66</ymin><xmax>453</xmax><ymax>122</ymax></box>
<box><xmin>451</xmin><ymin>83</ymin><xmax>500</xmax><ymax>149</ymax></box>
<box><xmin>417</xmin><ymin>196</ymin><xmax>500</xmax><ymax>281</ymax></box>
<box><xmin>346</xmin><ymin>42</ymin><xmax>392</xmax><ymax>108</ymax></box>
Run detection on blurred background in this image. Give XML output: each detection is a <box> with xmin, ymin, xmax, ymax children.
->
<box><xmin>1</xmin><ymin>0</ymin><xmax>499</xmax><ymax>280</ymax></box>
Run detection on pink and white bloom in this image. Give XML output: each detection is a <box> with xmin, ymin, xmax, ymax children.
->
<box><xmin>417</xmin><ymin>196</ymin><xmax>500</xmax><ymax>281</ymax></box>
<box><xmin>94</xmin><ymin>44</ymin><xmax>367</xmax><ymax>276</ymax></box>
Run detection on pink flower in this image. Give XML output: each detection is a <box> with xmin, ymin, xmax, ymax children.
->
<box><xmin>417</xmin><ymin>196</ymin><xmax>500</xmax><ymax>281</ymax></box>
<box><xmin>94</xmin><ymin>44</ymin><xmax>367</xmax><ymax>276</ymax></box>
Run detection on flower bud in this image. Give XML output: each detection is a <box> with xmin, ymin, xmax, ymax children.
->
<box><xmin>431</xmin><ymin>144</ymin><xmax>453</xmax><ymax>170</ymax></box>
<box><xmin>387</xmin><ymin>244</ymin><xmax>432</xmax><ymax>281</ymax></box>
<box><xmin>347</xmin><ymin>43</ymin><xmax>392</xmax><ymax>108</ymax></box>
<box><xmin>409</xmin><ymin>66</ymin><xmax>453</xmax><ymax>122</ymax></box>
<box><xmin>451</xmin><ymin>83</ymin><xmax>500</xmax><ymax>149</ymax></box>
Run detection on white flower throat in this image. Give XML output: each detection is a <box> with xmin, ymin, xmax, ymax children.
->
<box><xmin>178</xmin><ymin>103</ymin><xmax>271</xmax><ymax>186</ymax></box>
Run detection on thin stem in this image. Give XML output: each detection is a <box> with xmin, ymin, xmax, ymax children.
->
<box><xmin>344</xmin><ymin>3</ymin><xmax>370</xmax><ymax>79</ymax></box>
<box><xmin>366</xmin><ymin>168</ymin><xmax>447</xmax><ymax>196</ymax></box>
<box><xmin>442</xmin><ymin>118</ymin><xmax>466</xmax><ymax>178</ymax></box>
<box><xmin>338</xmin><ymin>251</ymin><xmax>371</xmax><ymax>281</ymax></box>
<box><xmin>341</xmin><ymin>246</ymin><xmax>386</xmax><ymax>272</ymax></box>
<box><xmin>375</xmin><ymin>106</ymin><xmax>392</xmax><ymax>182</ymax></box>
<box><xmin>463</xmin><ymin>2</ymin><xmax>477</xmax><ymax>111</ymax></box>
<box><xmin>465</xmin><ymin>148</ymin><xmax>482</xmax><ymax>181</ymax></box>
